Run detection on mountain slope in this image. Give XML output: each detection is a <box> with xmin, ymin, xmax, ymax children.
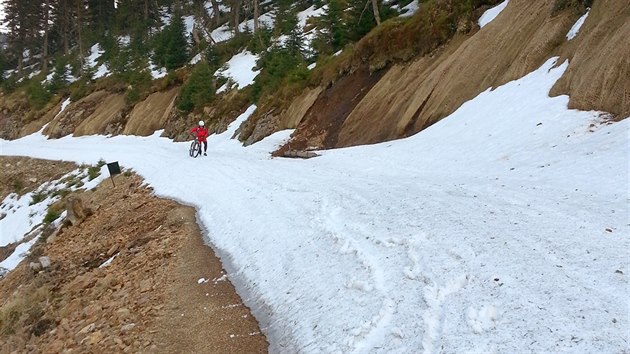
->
<box><xmin>279</xmin><ymin>0</ymin><xmax>629</xmax><ymax>150</ymax></box>
<box><xmin>2</xmin><ymin>57</ymin><xmax>627</xmax><ymax>353</ymax></box>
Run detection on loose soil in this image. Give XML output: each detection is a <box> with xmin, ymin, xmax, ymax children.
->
<box><xmin>276</xmin><ymin>67</ymin><xmax>385</xmax><ymax>154</ymax></box>
<box><xmin>0</xmin><ymin>157</ymin><xmax>267</xmax><ymax>353</ymax></box>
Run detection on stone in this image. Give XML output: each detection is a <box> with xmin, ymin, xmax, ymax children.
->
<box><xmin>84</xmin><ymin>304</ymin><xmax>102</xmax><ymax>318</ymax></box>
<box><xmin>29</xmin><ymin>177</ymin><xmax>37</xmax><ymax>183</ymax></box>
<box><xmin>115</xmin><ymin>308</ymin><xmax>131</xmax><ymax>320</ymax></box>
<box><xmin>39</xmin><ymin>256</ymin><xmax>51</xmax><ymax>268</ymax></box>
<box><xmin>106</xmin><ymin>244</ymin><xmax>119</xmax><ymax>256</ymax></box>
<box><xmin>48</xmin><ymin>339</ymin><xmax>65</xmax><ymax>353</ymax></box>
<box><xmin>139</xmin><ymin>279</ymin><xmax>152</xmax><ymax>293</ymax></box>
<box><xmin>120</xmin><ymin>323</ymin><xmax>136</xmax><ymax>332</ymax></box>
<box><xmin>88</xmin><ymin>331</ymin><xmax>104</xmax><ymax>345</ymax></box>
<box><xmin>78</xmin><ymin>323</ymin><xmax>95</xmax><ymax>335</ymax></box>
<box><xmin>66</xmin><ymin>196</ymin><xmax>88</xmax><ymax>226</ymax></box>
<box><xmin>29</xmin><ymin>262</ymin><xmax>42</xmax><ymax>271</ymax></box>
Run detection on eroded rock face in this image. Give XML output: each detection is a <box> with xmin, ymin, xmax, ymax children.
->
<box><xmin>277</xmin><ymin>0</ymin><xmax>628</xmax><ymax>151</ymax></box>
<box><xmin>44</xmin><ymin>91</ymin><xmax>117</xmax><ymax>139</ymax></box>
<box><xmin>241</xmin><ymin>87</ymin><xmax>323</xmax><ymax>146</ymax></box>
<box><xmin>550</xmin><ymin>0</ymin><xmax>630</xmax><ymax>118</ymax></box>
<box><xmin>123</xmin><ymin>87</ymin><xmax>180</xmax><ymax>136</ymax></box>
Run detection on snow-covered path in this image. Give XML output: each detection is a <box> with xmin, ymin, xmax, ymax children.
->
<box><xmin>1</xmin><ymin>58</ymin><xmax>628</xmax><ymax>353</ymax></box>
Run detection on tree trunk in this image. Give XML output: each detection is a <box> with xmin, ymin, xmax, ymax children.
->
<box><xmin>253</xmin><ymin>0</ymin><xmax>259</xmax><ymax>32</ymax></box>
<box><xmin>76</xmin><ymin>0</ymin><xmax>84</xmax><ymax>74</ymax></box>
<box><xmin>42</xmin><ymin>0</ymin><xmax>50</xmax><ymax>73</ymax></box>
<box><xmin>210</xmin><ymin>0</ymin><xmax>221</xmax><ymax>26</ymax></box>
<box><xmin>371</xmin><ymin>0</ymin><xmax>381</xmax><ymax>26</ymax></box>
<box><xmin>62</xmin><ymin>0</ymin><xmax>69</xmax><ymax>55</ymax></box>
<box><xmin>233</xmin><ymin>0</ymin><xmax>241</xmax><ymax>34</ymax></box>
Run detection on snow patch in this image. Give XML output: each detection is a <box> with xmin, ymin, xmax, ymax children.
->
<box><xmin>215</xmin><ymin>51</ymin><xmax>260</xmax><ymax>93</ymax></box>
<box><xmin>479</xmin><ymin>0</ymin><xmax>509</xmax><ymax>28</ymax></box>
<box><xmin>566</xmin><ymin>9</ymin><xmax>590</xmax><ymax>40</ymax></box>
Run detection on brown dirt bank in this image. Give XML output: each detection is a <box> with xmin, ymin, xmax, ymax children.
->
<box><xmin>550</xmin><ymin>0</ymin><xmax>630</xmax><ymax>118</ymax></box>
<box><xmin>335</xmin><ymin>0</ymin><xmax>579</xmax><ymax>148</ymax></box>
<box><xmin>275</xmin><ymin>68</ymin><xmax>385</xmax><ymax>154</ymax></box>
<box><xmin>0</xmin><ymin>157</ymin><xmax>76</xmax><ymax>201</ymax></box>
<box><xmin>275</xmin><ymin>0</ymin><xmax>628</xmax><ymax>151</ymax></box>
<box><xmin>0</xmin><ymin>159</ymin><xmax>267</xmax><ymax>353</ymax></box>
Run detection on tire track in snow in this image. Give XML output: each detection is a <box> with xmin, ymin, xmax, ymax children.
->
<box><xmin>318</xmin><ymin>193</ymin><xmax>398</xmax><ymax>353</ymax></box>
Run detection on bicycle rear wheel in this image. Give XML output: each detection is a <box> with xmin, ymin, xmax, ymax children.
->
<box><xmin>189</xmin><ymin>140</ymin><xmax>201</xmax><ymax>158</ymax></box>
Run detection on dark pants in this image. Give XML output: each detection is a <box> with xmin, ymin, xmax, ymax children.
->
<box><xmin>199</xmin><ymin>141</ymin><xmax>207</xmax><ymax>153</ymax></box>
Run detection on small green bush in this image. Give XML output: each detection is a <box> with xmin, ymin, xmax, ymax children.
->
<box><xmin>11</xmin><ymin>178</ymin><xmax>24</xmax><ymax>193</ymax></box>
<box><xmin>43</xmin><ymin>210</ymin><xmax>60</xmax><ymax>224</ymax></box>
<box><xmin>30</xmin><ymin>192</ymin><xmax>47</xmax><ymax>205</ymax></box>
<box><xmin>87</xmin><ymin>165</ymin><xmax>101</xmax><ymax>181</ymax></box>
<box><xmin>26</xmin><ymin>80</ymin><xmax>52</xmax><ymax>110</ymax></box>
<box><xmin>52</xmin><ymin>188</ymin><xmax>71</xmax><ymax>198</ymax></box>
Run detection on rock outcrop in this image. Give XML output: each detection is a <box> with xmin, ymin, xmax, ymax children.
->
<box><xmin>123</xmin><ymin>87</ymin><xmax>179</xmax><ymax>136</ymax></box>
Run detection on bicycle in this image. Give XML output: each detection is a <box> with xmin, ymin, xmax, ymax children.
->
<box><xmin>189</xmin><ymin>135</ymin><xmax>201</xmax><ymax>158</ymax></box>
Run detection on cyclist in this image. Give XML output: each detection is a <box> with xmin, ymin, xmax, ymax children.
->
<box><xmin>190</xmin><ymin>120</ymin><xmax>209</xmax><ymax>156</ymax></box>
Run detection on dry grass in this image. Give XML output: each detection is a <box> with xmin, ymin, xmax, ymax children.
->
<box><xmin>0</xmin><ymin>285</ymin><xmax>54</xmax><ymax>337</ymax></box>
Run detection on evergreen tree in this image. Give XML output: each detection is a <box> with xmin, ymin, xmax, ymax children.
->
<box><xmin>177</xmin><ymin>63</ymin><xmax>214</xmax><ymax>112</ymax></box>
<box><xmin>4</xmin><ymin>0</ymin><xmax>44</xmax><ymax>74</ymax></box>
<box><xmin>320</xmin><ymin>0</ymin><xmax>347</xmax><ymax>52</ymax></box>
<box><xmin>154</xmin><ymin>12</ymin><xmax>189</xmax><ymax>71</ymax></box>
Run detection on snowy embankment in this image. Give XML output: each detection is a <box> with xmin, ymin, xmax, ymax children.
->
<box><xmin>0</xmin><ymin>166</ymin><xmax>108</xmax><ymax>272</ymax></box>
<box><xmin>1</xmin><ymin>58</ymin><xmax>628</xmax><ymax>353</ymax></box>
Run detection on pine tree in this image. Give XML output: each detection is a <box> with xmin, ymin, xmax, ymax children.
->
<box><xmin>4</xmin><ymin>0</ymin><xmax>44</xmax><ymax>75</ymax></box>
<box><xmin>317</xmin><ymin>0</ymin><xmax>347</xmax><ymax>52</ymax></box>
<box><xmin>155</xmin><ymin>11</ymin><xmax>189</xmax><ymax>71</ymax></box>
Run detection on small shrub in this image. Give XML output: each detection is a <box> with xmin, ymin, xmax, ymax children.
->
<box><xmin>69</xmin><ymin>80</ymin><xmax>90</xmax><ymax>102</ymax></box>
<box><xmin>87</xmin><ymin>165</ymin><xmax>101</xmax><ymax>181</ymax></box>
<box><xmin>43</xmin><ymin>209</ymin><xmax>60</xmax><ymax>224</ymax></box>
<box><xmin>30</xmin><ymin>192</ymin><xmax>47</xmax><ymax>205</ymax></box>
<box><xmin>52</xmin><ymin>188</ymin><xmax>71</xmax><ymax>198</ymax></box>
<box><xmin>11</xmin><ymin>178</ymin><xmax>24</xmax><ymax>193</ymax></box>
<box><xmin>123</xmin><ymin>170</ymin><xmax>133</xmax><ymax>177</ymax></box>
<box><xmin>0</xmin><ymin>286</ymin><xmax>52</xmax><ymax>336</ymax></box>
<box><xmin>26</xmin><ymin>80</ymin><xmax>52</xmax><ymax>110</ymax></box>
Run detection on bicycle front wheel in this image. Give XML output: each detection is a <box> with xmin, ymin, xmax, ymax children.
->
<box><xmin>189</xmin><ymin>140</ymin><xmax>201</xmax><ymax>158</ymax></box>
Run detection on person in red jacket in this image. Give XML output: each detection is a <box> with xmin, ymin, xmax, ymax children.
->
<box><xmin>190</xmin><ymin>120</ymin><xmax>209</xmax><ymax>156</ymax></box>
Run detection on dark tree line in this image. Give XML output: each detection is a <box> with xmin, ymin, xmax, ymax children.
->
<box><xmin>1</xmin><ymin>0</ymin><xmax>389</xmax><ymax>82</ymax></box>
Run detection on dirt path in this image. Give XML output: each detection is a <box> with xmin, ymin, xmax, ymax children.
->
<box><xmin>0</xmin><ymin>157</ymin><xmax>268</xmax><ymax>353</ymax></box>
<box><xmin>153</xmin><ymin>207</ymin><xmax>267</xmax><ymax>353</ymax></box>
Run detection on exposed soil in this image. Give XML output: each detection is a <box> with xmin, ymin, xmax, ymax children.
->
<box><xmin>275</xmin><ymin>67</ymin><xmax>385</xmax><ymax>155</ymax></box>
<box><xmin>240</xmin><ymin>86</ymin><xmax>323</xmax><ymax>146</ymax></box>
<box><xmin>334</xmin><ymin>0</ymin><xmax>579</xmax><ymax>148</ymax></box>
<box><xmin>550</xmin><ymin>0</ymin><xmax>630</xmax><ymax>118</ymax></box>
<box><xmin>73</xmin><ymin>93</ymin><xmax>126</xmax><ymax>137</ymax></box>
<box><xmin>0</xmin><ymin>158</ymin><xmax>268</xmax><ymax>353</ymax></box>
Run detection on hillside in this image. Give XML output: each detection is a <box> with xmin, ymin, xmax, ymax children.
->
<box><xmin>1</xmin><ymin>57</ymin><xmax>627</xmax><ymax>352</ymax></box>
<box><xmin>1</xmin><ymin>0</ymin><xmax>626</xmax><ymax>149</ymax></box>
<box><xmin>0</xmin><ymin>157</ymin><xmax>266</xmax><ymax>353</ymax></box>
<box><xmin>0</xmin><ymin>0</ymin><xmax>628</xmax><ymax>352</ymax></box>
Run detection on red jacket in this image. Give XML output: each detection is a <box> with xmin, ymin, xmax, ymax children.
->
<box><xmin>190</xmin><ymin>126</ymin><xmax>209</xmax><ymax>142</ymax></box>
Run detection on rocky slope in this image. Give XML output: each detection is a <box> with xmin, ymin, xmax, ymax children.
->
<box><xmin>0</xmin><ymin>158</ymin><xmax>267</xmax><ymax>353</ymax></box>
<box><xmin>278</xmin><ymin>0</ymin><xmax>629</xmax><ymax>150</ymax></box>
